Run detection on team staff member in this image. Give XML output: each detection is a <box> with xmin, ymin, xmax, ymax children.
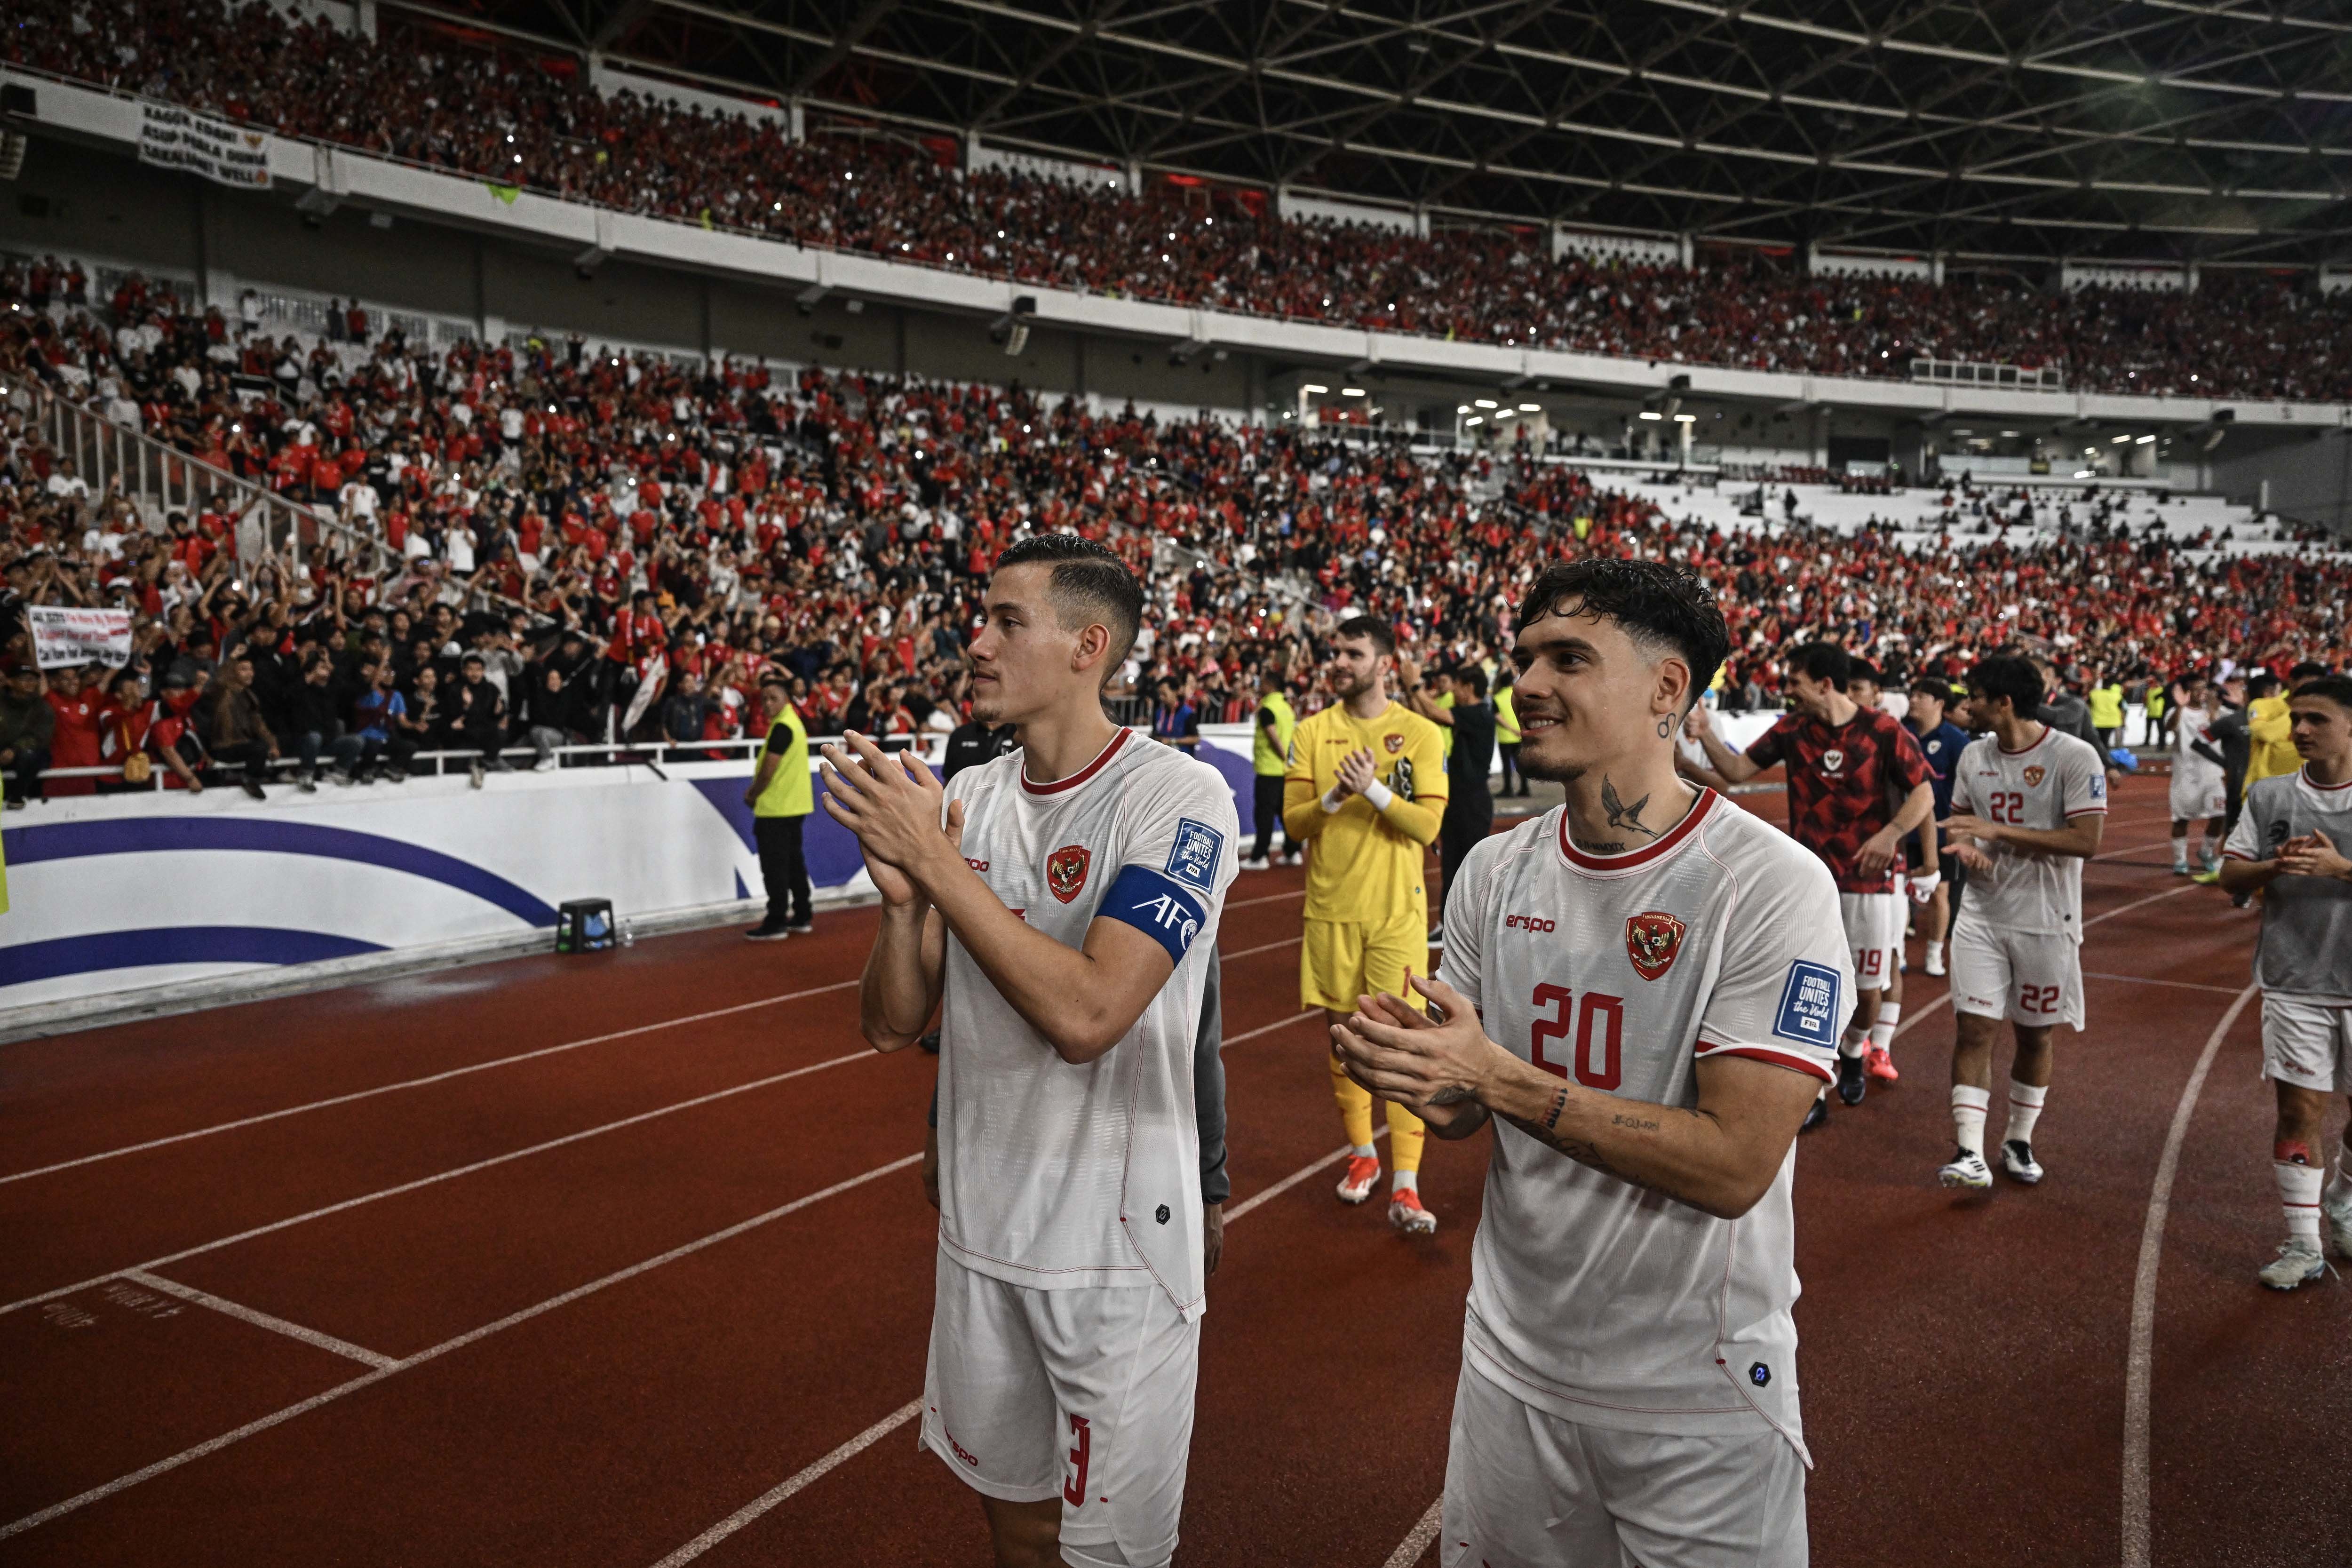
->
<box><xmin>943</xmin><ymin>713</ymin><xmax>1019</xmax><ymax>782</ymax></box>
<box><xmin>1906</xmin><ymin>678</ymin><xmax>1969</xmax><ymax>977</ymax></box>
<box><xmin>2218</xmin><ymin>675</ymin><xmax>2352</xmax><ymax>1290</ymax></box>
<box><xmin>1244</xmin><ymin>672</ymin><xmax>1298</xmax><ymax>868</ymax></box>
<box><xmin>1401</xmin><ymin>654</ymin><xmax>1496</xmax><ymax>939</ymax></box>
<box><xmin>742</xmin><ymin>681</ymin><xmax>814</xmax><ymax>941</ymax></box>
<box><xmin>1284</xmin><ymin>615</ymin><xmax>1448</xmax><ymax>1234</ymax></box>
<box><xmin>1334</xmin><ymin>558</ymin><xmax>1850</xmax><ymax>1568</ymax></box>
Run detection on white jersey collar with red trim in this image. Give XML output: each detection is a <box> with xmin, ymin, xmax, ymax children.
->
<box><xmin>1555</xmin><ymin>787</ymin><xmax>1719</xmax><ymax>873</ymax></box>
<box><xmin>1021</xmin><ymin>724</ymin><xmax>1132</xmax><ymax>796</ymax></box>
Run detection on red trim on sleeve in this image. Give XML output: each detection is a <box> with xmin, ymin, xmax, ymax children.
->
<box><xmin>1022</xmin><ymin>726</ymin><xmax>1130</xmax><ymax>796</ymax></box>
<box><xmin>2222</xmin><ymin>850</ymin><xmax>2257</xmax><ymax>861</ymax></box>
<box><xmin>2063</xmin><ymin>808</ymin><xmax>2109</xmax><ymax>818</ymax></box>
<box><xmin>1696</xmin><ymin>1041</ymin><xmax>1836</xmax><ymax>1083</ymax></box>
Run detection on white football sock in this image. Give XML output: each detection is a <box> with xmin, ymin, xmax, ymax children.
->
<box><xmin>1393</xmin><ymin>1169</ymin><xmax>1419</xmax><ymax>1194</ymax></box>
<box><xmin>1352</xmin><ymin>1143</ymin><xmax>1377</xmax><ymax>1160</ymax></box>
<box><xmin>1951</xmin><ymin>1085</ymin><xmax>1991</xmax><ymax>1157</ymax></box>
<box><xmin>2326</xmin><ymin>1149</ymin><xmax>2352</xmax><ymax>1209</ymax></box>
<box><xmin>1839</xmin><ymin>1028</ymin><xmax>1869</xmax><ymax>1060</ymax></box>
<box><xmin>2277</xmin><ymin>1161</ymin><xmax>2323</xmax><ymax>1246</ymax></box>
<box><xmin>2006</xmin><ymin>1079</ymin><xmax>2048</xmax><ymax>1146</ymax></box>
<box><xmin>2171</xmin><ymin>836</ymin><xmax>2189</xmax><ymax>870</ymax></box>
<box><xmin>1869</xmin><ymin>1003</ymin><xmax>1901</xmax><ymax>1052</ymax></box>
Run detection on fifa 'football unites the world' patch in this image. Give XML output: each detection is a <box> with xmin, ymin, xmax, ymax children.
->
<box><xmin>1165</xmin><ymin>818</ymin><xmax>1224</xmax><ymax>892</ymax></box>
<box><xmin>1774</xmin><ymin>962</ymin><xmax>1844</xmax><ymax>1045</ymax></box>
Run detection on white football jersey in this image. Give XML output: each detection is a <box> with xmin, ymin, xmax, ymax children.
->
<box><xmin>2171</xmin><ymin>705</ymin><xmax>2225</xmax><ymax>797</ymax></box>
<box><xmin>937</xmin><ymin>728</ymin><xmax>1239</xmax><ymax>1317</ymax></box>
<box><xmin>1950</xmin><ymin>727</ymin><xmax>2108</xmax><ymax>936</ymax></box>
<box><xmin>1437</xmin><ymin>789</ymin><xmax>1852</xmax><ymax>1459</ymax></box>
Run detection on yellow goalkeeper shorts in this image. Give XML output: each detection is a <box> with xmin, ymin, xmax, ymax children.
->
<box><xmin>1300</xmin><ymin>910</ymin><xmax>1430</xmax><ymax>1014</ymax></box>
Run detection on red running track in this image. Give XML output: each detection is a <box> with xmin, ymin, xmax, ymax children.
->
<box><xmin>0</xmin><ymin>775</ymin><xmax>2344</xmax><ymax>1566</ymax></box>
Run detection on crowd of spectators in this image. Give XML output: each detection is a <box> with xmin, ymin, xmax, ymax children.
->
<box><xmin>3</xmin><ymin>247</ymin><xmax>2349</xmax><ymax>805</ymax></box>
<box><xmin>13</xmin><ymin>0</ymin><xmax>2352</xmax><ymax>401</ymax></box>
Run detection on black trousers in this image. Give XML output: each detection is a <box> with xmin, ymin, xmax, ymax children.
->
<box><xmin>1437</xmin><ymin>791</ymin><xmax>1494</xmax><ymax>927</ymax></box>
<box><xmin>1497</xmin><ymin>742</ymin><xmax>1524</xmax><ymax>796</ymax></box>
<box><xmin>755</xmin><ymin>813</ymin><xmax>813</xmax><ymax>928</ymax></box>
<box><xmin>1250</xmin><ymin>774</ymin><xmax>1291</xmax><ymax>860</ymax></box>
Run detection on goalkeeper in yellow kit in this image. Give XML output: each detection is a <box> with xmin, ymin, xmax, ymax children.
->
<box><xmin>1284</xmin><ymin>615</ymin><xmax>1448</xmax><ymax>1234</ymax></box>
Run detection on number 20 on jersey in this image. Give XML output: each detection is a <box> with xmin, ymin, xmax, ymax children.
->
<box><xmin>1530</xmin><ymin>983</ymin><xmax>1626</xmax><ymax>1091</ymax></box>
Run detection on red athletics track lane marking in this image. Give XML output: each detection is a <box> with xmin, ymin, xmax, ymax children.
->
<box><xmin>2120</xmin><ymin>983</ymin><xmax>2259</xmax><ymax>1568</ymax></box>
<box><xmin>0</xmin><ymin>932</ymin><xmax>1309</xmax><ymax>1314</ymax></box>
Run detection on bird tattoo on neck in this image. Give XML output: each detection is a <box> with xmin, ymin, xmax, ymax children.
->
<box><xmin>1602</xmin><ymin>776</ymin><xmax>1660</xmax><ymax>840</ymax></box>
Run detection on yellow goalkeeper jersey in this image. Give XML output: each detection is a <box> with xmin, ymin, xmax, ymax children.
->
<box><xmin>1285</xmin><ymin>700</ymin><xmax>1448</xmax><ymax>924</ymax></box>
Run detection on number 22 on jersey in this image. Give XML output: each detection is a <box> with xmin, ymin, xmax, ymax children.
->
<box><xmin>1530</xmin><ymin>983</ymin><xmax>1626</xmax><ymax>1092</ymax></box>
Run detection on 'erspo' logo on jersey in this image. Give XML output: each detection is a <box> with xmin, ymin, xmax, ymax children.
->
<box><xmin>1129</xmin><ymin>891</ymin><xmax>1201</xmax><ymax>949</ymax></box>
<box><xmin>1046</xmin><ymin>844</ymin><xmax>1090</xmax><ymax>903</ymax></box>
<box><xmin>964</xmin><ymin>857</ymin><xmax>990</xmax><ymax>872</ymax></box>
<box><xmin>1503</xmin><ymin>914</ymin><xmax>1557</xmax><ymax>932</ymax></box>
<box><xmin>1625</xmin><ymin>910</ymin><xmax>1688</xmax><ymax>981</ymax></box>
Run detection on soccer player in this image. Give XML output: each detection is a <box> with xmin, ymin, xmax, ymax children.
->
<box><xmin>1937</xmin><ymin>657</ymin><xmax>2108</xmax><ymax>1189</ymax></box>
<box><xmin>1905</xmin><ymin>678</ymin><xmax>1970</xmax><ymax>978</ymax></box>
<box><xmin>825</xmin><ymin>534</ymin><xmax>1237</xmax><ymax>1568</ymax></box>
<box><xmin>1331</xmin><ymin>558</ymin><xmax>1851</xmax><ymax>1568</ymax></box>
<box><xmin>1284</xmin><ymin>615</ymin><xmax>1448</xmax><ymax>1233</ymax></box>
<box><xmin>1687</xmin><ymin>642</ymin><xmax>1936</xmax><ymax>1121</ymax></box>
<box><xmin>2217</xmin><ymin>675</ymin><xmax>2352</xmax><ymax>1289</ymax></box>
<box><xmin>2167</xmin><ymin>676</ymin><xmax>2227</xmax><ymax>877</ymax></box>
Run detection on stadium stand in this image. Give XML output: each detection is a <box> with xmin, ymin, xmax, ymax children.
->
<box><xmin>8</xmin><ymin>0</ymin><xmax>2352</xmax><ymax>400</ymax></box>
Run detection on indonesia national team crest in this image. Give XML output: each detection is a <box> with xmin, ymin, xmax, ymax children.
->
<box><xmin>1625</xmin><ymin>911</ymin><xmax>1687</xmax><ymax>981</ymax></box>
<box><xmin>1046</xmin><ymin>844</ymin><xmax>1091</xmax><ymax>903</ymax></box>
<box><xmin>2022</xmin><ymin>765</ymin><xmax>2046</xmax><ymax>787</ymax></box>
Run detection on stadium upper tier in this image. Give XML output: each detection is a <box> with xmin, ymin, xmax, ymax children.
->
<box><xmin>8</xmin><ymin>0</ymin><xmax>2352</xmax><ymax>423</ymax></box>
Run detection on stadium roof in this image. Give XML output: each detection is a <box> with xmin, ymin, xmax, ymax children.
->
<box><xmin>439</xmin><ymin>0</ymin><xmax>2352</xmax><ymax>269</ymax></box>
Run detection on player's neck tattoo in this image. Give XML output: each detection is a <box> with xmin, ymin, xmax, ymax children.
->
<box><xmin>1601</xmin><ymin>776</ymin><xmax>1661</xmax><ymax>840</ymax></box>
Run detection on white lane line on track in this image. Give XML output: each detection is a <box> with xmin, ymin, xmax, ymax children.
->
<box><xmin>1221</xmin><ymin>1011</ymin><xmax>1319</xmax><ymax>1049</ymax></box>
<box><xmin>1225</xmin><ymin>887</ymin><xmax>1308</xmax><ymax>910</ymax></box>
<box><xmin>2</xmin><ymin>944</ymin><xmax>1311</xmax><ymax>1321</ymax></box>
<box><xmin>10</xmin><ymin>921</ymin><xmax>1307</xmax><ymax>1191</ymax></box>
<box><xmin>2121</xmin><ymin>983</ymin><xmax>2258</xmax><ymax>1568</ymax></box>
<box><xmin>2083</xmin><ymin>973</ymin><xmax>2247</xmax><ymax>996</ymax></box>
<box><xmin>0</xmin><ymin>1155</ymin><xmax>923</xmax><ymax>1543</ymax></box>
<box><xmin>1384</xmin><ymin>1496</ymin><xmax>1446</xmax><ymax>1568</ymax></box>
<box><xmin>640</xmin><ymin>1130</ymin><xmax>1389</xmax><ymax>1566</ymax></box>
<box><xmin>119</xmin><ymin>1269</ymin><xmax>397</xmax><ymax>1371</ymax></box>
<box><xmin>0</xmin><ymin>1049</ymin><xmax>875</xmax><ymax>1319</ymax></box>
<box><xmin>0</xmin><ymin>980</ymin><xmax>863</xmax><ymax>1187</ymax></box>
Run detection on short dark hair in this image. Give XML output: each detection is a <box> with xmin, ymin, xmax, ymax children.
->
<box><xmin>1451</xmin><ymin>663</ymin><xmax>1489</xmax><ymax>698</ymax></box>
<box><xmin>1907</xmin><ymin>677</ymin><xmax>1950</xmax><ymax>702</ymax></box>
<box><xmin>1516</xmin><ymin>559</ymin><xmax>1728</xmax><ymax>708</ymax></box>
<box><xmin>994</xmin><ymin>533</ymin><xmax>1145</xmax><ymax>672</ymax></box>
<box><xmin>2288</xmin><ymin>661</ymin><xmax>2327</xmax><ymax>681</ymax></box>
<box><xmin>2291</xmin><ymin>675</ymin><xmax>2352</xmax><ymax>714</ymax></box>
<box><xmin>1968</xmin><ymin>655</ymin><xmax>2045</xmax><ymax>716</ymax></box>
<box><xmin>1846</xmin><ymin>659</ymin><xmax>1882</xmax><ymax>688</ymax></box>
<box><xmin>1332</xmin><ymin>614</ymin><xmax>1396</xmax><ymax>658</ymax></box>
<box><xmin>1786</xmin><ymin>641</ymin><xmax>1851</xmax><ymax>688</ymax></box>
<box><xmin>2247</xmin><ymin>671</ymin><xmax>2281</xmax><ymax>699</ymax></box>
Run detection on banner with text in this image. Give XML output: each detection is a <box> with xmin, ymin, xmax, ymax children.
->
<box><xmin>138</xmin><ymin>104</ymin><xmax>272</xmax><ymax>189</ymax></box>
<box><xmin>29</xmin><ymin>606</ymin><xmax>134</xmax><ymax>669</ymax></box>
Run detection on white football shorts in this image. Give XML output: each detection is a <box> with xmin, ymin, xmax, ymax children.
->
<box><xmin>2260</xmin><ymin>995</ymin><xmax>2352</xmax><ymax>1094</ymax></box>
<box><xmin>1438</xmin><ymin>1360</ymin><xmax>1808</xmax><ymax>1568</ymax></box>
<box><xmin>2169</xmin><ymin>775</ymin><xmax>2225</xmax><ymax>822</ymax></box>
<box><xmin>1949</xmin><ymin>914</ymin><xmax>2084</xmax><ymax>1030</ymax></box>
<box><xmin>921</xmin><ymin>1250</ymin><xmax>1198</xmax><ymax>1568</ymax></box>
<box><xmin>1837</xmin><ymin>891</ymin><xmax>1904</xmax><ymax>994</ymax></box>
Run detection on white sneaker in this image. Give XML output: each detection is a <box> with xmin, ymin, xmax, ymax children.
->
<box><xmin>532</xmin><ymin>756</ymin><xmax>558</xmax><ymax>773</ymax></box>
<box><xmin>2257</xmin><ymin>1240</ymin><xmax>2327</xmax><ymax>1291</ymax></box>
<box><xmin>1240</xmin><ymin>856</ymin><xmax>1269</xmax><ymax>872</ymax></box>
<box><xmin>1923</xmin><ymin>948</ymin><xmax>1946</xmax><ymax>978</ymax></box>
<box><xmin>2323</xmin><ymin>1195</ymin><xmax>2352</xmax><ymax>1260</ymax></box>
<box><xmin>2000</xmin><ymin>1139</ymin><xmax>2044</xmax><ymax>1185</ymax></box>
<box><xmin>1939</xmin><ymin>1148</ymin><xmax>1993</xmax><ymax>1190</ymax></box>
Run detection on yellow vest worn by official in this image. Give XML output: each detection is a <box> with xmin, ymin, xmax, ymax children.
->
<box><xmin>753</xmin><ymin>702</ymin><xmax>813</xmax><ymax>817</ymax></box>
<box><xmin>1494</xmin><ymin>686</ymin><xmax>1521</xmax><ymax>746</ymax></box>
<box><xmin>1253</xmin><ymin>691</ymin><xmax>1295</xmax><ymax>778</ymax></box>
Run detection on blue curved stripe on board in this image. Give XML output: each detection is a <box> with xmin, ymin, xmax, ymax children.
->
<box><xmin>0</xmin><ymin>817</ymin><xmax>556</xmax><ymax>926</ymax></box>
<box><xmin>0</xmin><ymin>927</ymin><xmax>385</xmax><ymax>989</ymax></box>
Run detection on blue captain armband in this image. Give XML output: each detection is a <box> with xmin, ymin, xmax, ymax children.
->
<box><xmin>1099</xmin><ymin>864</ymin><xmax>1208</xmax><ymax>965</ymax></box>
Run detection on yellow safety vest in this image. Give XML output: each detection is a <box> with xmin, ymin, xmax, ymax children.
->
<box><xmin>753</xmin><ymin>703</ymin><xmax>813</xmax><ymax>817</ymax></box>
<box><xmin>2088</xmin><ymin>685</ymin><xmax>2124</xmax><ymax>729</ymax></box>
<box><xmin>1494</xmin><ymin>686</ymin><xmax>1521</xmax><ymax>745</ymax></box>
<box><xmin>1253</xmin><ymin>691</ymin><xmax>1295</xmax><ymax>777</ymax></box>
